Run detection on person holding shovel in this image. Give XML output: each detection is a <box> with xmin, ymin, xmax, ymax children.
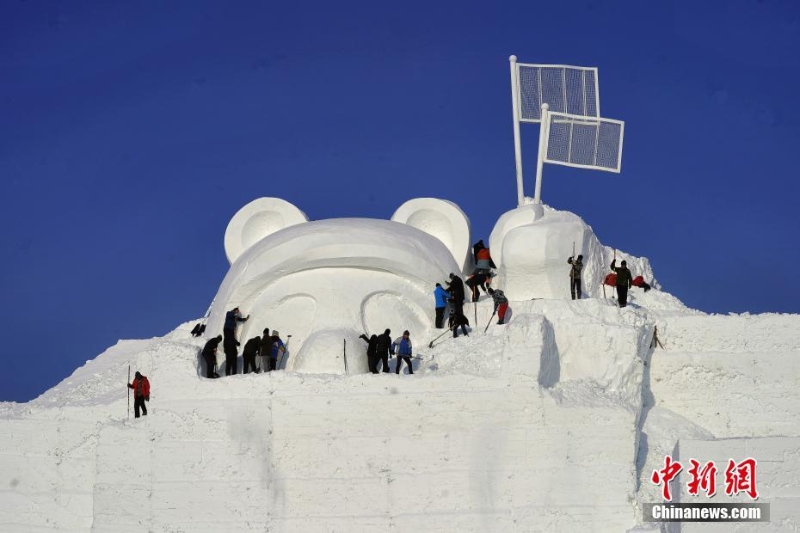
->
<box><xmin>487</xmin><ymin>288</ymin><xmax>509</xmax><ymax>325</ymax></box>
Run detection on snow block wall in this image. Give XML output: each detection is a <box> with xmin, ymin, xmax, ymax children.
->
<box><xmin>113</xmin><ymin>372</ymin><xmax>633</xmax><ymax>532</ymax></box>
<box><xmin>0</xmin><ymin>418</ymin><xmax>97</xmax><ymax>531</ymax></box>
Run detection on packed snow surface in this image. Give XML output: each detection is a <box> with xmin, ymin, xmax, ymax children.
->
<box><xmin>1</xmin><ymin>199</ymin><xmax>798</xmax><ymax>532</ymax></box>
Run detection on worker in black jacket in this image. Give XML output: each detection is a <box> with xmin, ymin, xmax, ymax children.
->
<box><xmin>201</xmin><ymin>335</ymin><xmax>223</xmax><ymax>378</ymax></box>
<box><xmin>610</xmin><ymin>259</ymin><xmax>633</xmax><ymax>308</ymax></box>
<box><xmin>359</xmin><ymin>333</ymin><xmax>379</xmax><ymax>373</ymax></box>
<box><xmin>258</xmin><ymin>328</ymin><xmax>271</xmax><ymax>372</ymax></box>
<box><xmin>374</xmin><ymin>329</ymin><xmax>392</xmax><ymax>373</ymax></box>
<box><xmin>567</xmin><ymin>255</ymin><xmax>583</xmax><ymax>300</ymax></box>
<box><xmin>242</xmin><ymin>336</ymin><xmax>261</xmax><ymax>374</ymax></box>
<box><xmin>446</xmin><ymin>273</ymin><xmax>465</xmax><ymax>305</ymax></box>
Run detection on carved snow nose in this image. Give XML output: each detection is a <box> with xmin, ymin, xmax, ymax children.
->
<box><xmin>289</xmin><ymin>329</ymin><xmax>368</xmax><ymax>374</ymax></box>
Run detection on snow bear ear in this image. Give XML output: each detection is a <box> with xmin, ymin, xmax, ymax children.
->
<box><xmin>391</xmin><ymin>198</ymin><xmax>472</xmax><ymax>273</ymax></box>
<box><xmin>224</xmin><ymin>198</ymin><xmax>309</xmax><ymax>264</ymax></box>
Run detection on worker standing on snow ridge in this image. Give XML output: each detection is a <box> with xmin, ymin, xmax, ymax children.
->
<box><xmin>359</xmin><ymin>333</ymin><xmax>380</xmax><ymax>373</ymax></box>
<box><xmin>374</xmin><ymin>329</ymin><xmax>392</xmax><ymax>373</ymax></box>
<box><xmin>270</xmin><ymin>331</ymin><xmax>286</xmax><ymax>371</ymax></box>
<box><xmin>223</xmin><ymin>333</ymin><xmax>239</xmax><ymax>376</ymax></box>
<box><xmin>223</xmin><ymin>307</ymin><xmax>249</xmax><ymax>345</ymax></box>
<box><xmin>567</xmin><ymin>254</ymin><xmax>584</xmax><ymax>300</ymax></box>
<box><xmin>391</xmin><ymin>330</ymin><xmax>414</xmax><ymax>375</ymax></box>
<box><xmin>127</xmin><ymin>371</ymin><xmax>150</xmax><ymax>418</ymax></box>
<box><xmin>610</xmin><ymin>259</ymin><xmax>633</xmax><ymax>308</ymax></box>
<box><xmin>242</xmin><ymin>336</ymin><xmax>261</xmax><ymax>374</ymax></box>
<box><xmin>487</xmin><ymin>288</ymin><xmax>509</xmax><ymax>325</ymax></box>
<box><xmin>259</xmin><ymin>328</ymin><xmax>271</xmax><ymax>372</ymax></box>
<box><xmin>201</xmin><ymin>335</ymin><xmax>222</xmax><ymax>378</ymax></box>
<box><xmin>445</xmin><ymin>273</ymin><xmax>466</xmax><ymax>321</ymax></box>
<box><xmin>433</xmin><ymin>283</ymin><xmax>450</xmax><ymax>329</ymax></box>
<box><xmin>449</xmin><ymin>303</ymin><xmax>470</xmax><ymax>338</ymax></box>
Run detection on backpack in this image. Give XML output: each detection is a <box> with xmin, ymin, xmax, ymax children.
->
<box><xmin>604</xmin><ymin>273</ymin><xmax>617</xmax><ymax>286</ymax></box>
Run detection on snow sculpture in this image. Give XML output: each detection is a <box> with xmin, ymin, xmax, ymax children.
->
<box><xmin>206</xmin><ymin>198</ymin><xmax>469</xmax><ymax>374</ymax></box>
<box><xmin>490</xmin><ymin>203</ymin><xmax>655</xmax><ymax>300</ymax></box>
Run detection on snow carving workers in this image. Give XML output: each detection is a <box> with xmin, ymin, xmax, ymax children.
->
<box><xmin>449</xmin><ymin>304</ymin><xmax>470</xmax><ymax>338</ymax></box>
<box><xmin>433</xmin><ymin>283</ymin><xmax>450</xmax><ymax>329</ymax></box>
<box><xmin>222</xmin><ymin>332</ymin><xmax>239</xmax><ymax>376</ymax></box>
<box><xmin>223</xmin><ymin>307</ymin><xmax>249</xmax><ymax>344</ymax></box>
<box><xmin>205</xmin><ymin>197</ymin><xmax>472</xmax><ymax>374</ymax></box>
<box><xmin>127</xmin><ymin>371</ymin><xmax>150</xmax><ymax>418</ymax></box>
<box><xmin>391</xmin><ymin>330</ymin><xmax>414</xmax><ymax>375</ymax></box>
<box><xmin>446</xmin><ymin>273</ymin><xmax>465</xmax><ymax>306</ymax></box>
<box><xmin>222</xmin><ymin>307</ymin><xmax>249</xmax><ymax>376</ymax></box>
<box><xmin>487</xmin><ymin>288</ymin><xmax>509</xmax><ymax>325</ymax></box>
<box><xmin>259</xmin><ymin>328</ymin><xmax>271</xmax><ymax>372</ymax></box>
<box><xmin>610</xmin><ymin>258</ymin><xmax>634</xmax><ymax>308</ymax></box>
<box><xmin>465</xmin><ymin>270</ymin><xmax>493</xmax><ymax>303</ymax></box>
<box><xmin>201</xmin><ymin>335</ymin><xmax>222</xmax><ymax>379</ymax></box>
<box><xmin>359</xmin><ymin>333</ymin><xmax>380</xmax><ymax>374</ymax></box>
<box><xmin>190</xmin><ymin>323</ymin><xmax>206</xmax><ymax>337</ymax></box>
<box><xmin>472</xmin><ymin>239</ymin><xmax>496</xmax><ymax>270</ymax></box>
<box><xmin>567</xmin><ymin>254</ymin><xmax>583</xmax><ymax>300</ymax></box>
<box><xmin>270</xmin><ymin>331</ymin><xmax>286</xmax><ymax>370</ymax></box>
<box><xmin>375</xmin><ymin>329</ymin><xmax>392</xmax><ymax>373</ymax></box>
<box><xmin>242</xmin><ymin>336</ymin><xmax>261</xmax><ymax>374</ymax></box>
<box><xmin>466</xmin><ymin>239</ymin><xmax>496</xmax><ymax>302</ymax></box>
<box><xmin>632</xmin><ymin>275</ymin><xmax>651</xmax><ymax>292</ymax></box>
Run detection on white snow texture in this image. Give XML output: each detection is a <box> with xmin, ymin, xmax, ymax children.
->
<box><xmin>1</xmin><ymin>197</ymin><xmax>798</xmax><ymax>532</ymax></box>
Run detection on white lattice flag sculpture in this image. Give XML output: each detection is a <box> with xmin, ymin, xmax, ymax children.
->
<box><xmin>545</xmin><ymin>112</ymin><xmax>624</xmax><ymax>172</ymax></box>
<box><xmin>517</xmin><ymin>64</ymin><xmax>599</xmax><ymax>121</ymax></box>
<box><xmin>509</xmin><ymin>56</ymin><xmax>625</xmax><ymax>206</ymax></box>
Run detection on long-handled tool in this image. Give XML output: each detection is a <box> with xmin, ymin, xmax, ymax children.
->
<box><xmin>127</xmin><ymin>364</ymin><xmax>130</xmax><ymax>419</ymax></box>
<box><xmin>278</xmin><ymin>335</ymin><xmax>292</xmax><ymax>369</ymax></box>
<box><xmin>428</xmin><ymin>326</ymin><xmax>455</xmax><ymax>348</ymax></box>
<box><xmin>343</xmin><ymin>339</ymin><xmax>348</xmax><ymax>374</ymax></box>
<box><xmin>484</xmin><ymin>309</ymin><xmax>497</xmax><ymax>333</ymax></box>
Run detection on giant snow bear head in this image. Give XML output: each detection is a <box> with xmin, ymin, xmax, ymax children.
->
<box><xmin>205</xmin><ymin>198</ymin><xmax>471</xmax><ymax>374</ymax></box>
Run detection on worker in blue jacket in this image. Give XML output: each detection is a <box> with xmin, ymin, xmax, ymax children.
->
<box><xmin>391</xmin><ymin>330</ymin><xmax>414</xmax><ymax>375</ymax></box>
<box><xmin>433</xmin><ymin>283</ymin><xmax>450</xmax><ymax>329</ymax></box>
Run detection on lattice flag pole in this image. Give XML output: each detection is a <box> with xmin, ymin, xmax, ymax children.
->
<box><xmin>509</xmin><ymin>55</ymin><xmax>624</xmax><ymax>206</ymax></box>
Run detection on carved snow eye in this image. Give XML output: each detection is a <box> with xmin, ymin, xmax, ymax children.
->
<box><xmin>224</xmin><ymin>198</ymin><xmax>308</xmax><ymax>264</ymax></box>
<box><xmin>391</xmin><ymin>198</ymin><xmax>472</xmax><ymax>274</ymax></box>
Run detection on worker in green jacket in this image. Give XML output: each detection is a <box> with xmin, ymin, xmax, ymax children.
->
<box><xmin>610</xmin><ymin>259</ymin><xmax>633</xmax><ymax>308</ymax></box>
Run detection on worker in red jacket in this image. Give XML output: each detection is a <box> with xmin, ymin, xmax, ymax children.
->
<box><xmin>127</xmin><ymin>371</ymin><xmax>150</xmax><ymax>418</ymax></box>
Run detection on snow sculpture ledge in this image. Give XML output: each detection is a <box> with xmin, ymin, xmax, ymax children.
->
<box><xmin>207</xmin><ymin>198</ymin><xmax>470</xmax><ymax>374</ymax></box>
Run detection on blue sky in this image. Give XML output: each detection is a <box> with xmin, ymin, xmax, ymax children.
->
<box><xmin>2</xmin><ymin>0</ymin><xmax>798</xmax><ymax>402</ymax></box>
